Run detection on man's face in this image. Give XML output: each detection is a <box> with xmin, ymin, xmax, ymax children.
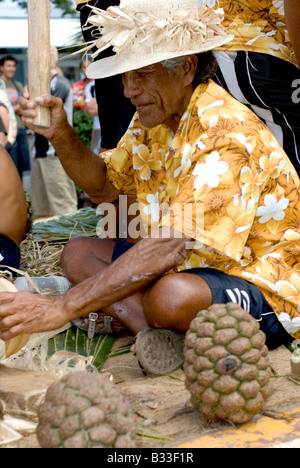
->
<box><xmin>0</xmin><ymin>60</ymin><xmax>17</xmax><ymax>81</ymax></box>
<box><xmin>122</xmin><ymin>61</ymin><xmax>193</xmax><ymax>132</ymax></box>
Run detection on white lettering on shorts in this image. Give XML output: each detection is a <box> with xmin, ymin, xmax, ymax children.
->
<box><xmin>225</xmin><ymin>288</ymin><xmax>250</xmax><ymax>312</ymax></box>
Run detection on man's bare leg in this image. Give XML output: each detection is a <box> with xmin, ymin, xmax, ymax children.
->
<box><xmin>143</xmin><ymin>272</ymin><xmax>213</xmax><ymax>331</ymax></box>
<box><xmin>60</xmin><ymin>236</ymin><xmax>149</xmax><ymax>333</ymax></box>
<box><xmin>61</xmin><ymin>237</ymin><xmax>213</xmax><ymax>335</ymax></box>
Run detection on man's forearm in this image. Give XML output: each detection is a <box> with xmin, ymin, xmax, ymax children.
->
<box><xmin>49</xmin><ymin>121</ymin><xmax>119</xmax><ymax>203</ymax></box>
<box><xmin>19</xmin><ymin>91</ymin><xmax>120</xmax><ymax>204</ymax></box>
<box><xmin>62</xmin><ymin>231</ymin><xmax>191</xmax><ymax>323</ymax></box>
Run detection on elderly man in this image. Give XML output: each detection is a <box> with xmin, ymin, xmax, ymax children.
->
<box><xmin>0</xmin><ymin>0</ymin><xmax>299</xmax><ymax>375</ymax></box>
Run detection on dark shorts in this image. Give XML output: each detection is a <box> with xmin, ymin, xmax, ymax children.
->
<box><xmin>112</xmin><ymin>240</ymin><xmax>291</xmax><ymax>350</ymax></box>
<box><xmin>0</xmin><ymin>233</ymin><xmax>20</xmax><ymax>275</ymax></box>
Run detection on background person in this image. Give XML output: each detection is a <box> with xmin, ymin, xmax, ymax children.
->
<box><xmin>197</xmin><ymin>0</ymin><xmax>300</xmax><ymax>175</ymax></box>
<box><xmin>71</xmin><ymin>57</ymin><xmax>93</xmax><ymax>112</ymax></box>
<box><xmin>0</xmin><ymin>79</ymin><xmax>17</xmax><ymax>152</ymax></box>
<box><xmin>0</xmin><ymin>54</ymin><xmax>31</xmax><ymax>179</ymax></box>
<box><xmin>31</xmin><ymin>47</ymin><xmax>78</xmax><ymax>220</ymax></box>
<box><xmin>84</xmin><ymin>80</ymin><xmax>101</xmax><ymax>155</ymax></box>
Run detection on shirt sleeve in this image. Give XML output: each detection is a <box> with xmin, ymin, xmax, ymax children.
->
<box><xmin>100</xmin><ymin>119</ymin><xmax>138</xmax><ymax>197</ymax></box>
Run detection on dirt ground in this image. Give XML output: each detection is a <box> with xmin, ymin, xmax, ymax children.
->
<box><xmin>0</xmin><ymin>336</ymin><xmax>299</xmax><ymax>449</ymax></box>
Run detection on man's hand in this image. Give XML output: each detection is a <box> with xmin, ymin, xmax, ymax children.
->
<box><xmin>18</xmin><ymin>88</ymin><xmax>119</xmax><ymax>205</ymax></box>
<box><xmin>0</xmin><ymin>291</ymin><xmax>70</xmax><ymax>341</ymax></box>
<box><xmin>18</xmin><ymin>88</ymin><xmax>69</xmax><ymax>141</ymax></box>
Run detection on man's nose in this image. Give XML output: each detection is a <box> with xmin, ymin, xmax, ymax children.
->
<box><xmin>123</xmin><ymin>72</ymin><xmax>141</xmax><ymax>99</ymax></box>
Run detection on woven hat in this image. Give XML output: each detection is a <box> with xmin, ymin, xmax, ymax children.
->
<box><xmin>83</xmin><ymin>0</ymin><xmax>233</xmax><ymax>79</ymax></box>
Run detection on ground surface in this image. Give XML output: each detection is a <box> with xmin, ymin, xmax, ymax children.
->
<box><xmin>0</xmin><ymin>337</ymin><xmax>299</xmax><ymax>449</ymax></box>
<box><xmin>2</xmin><ymin>214</ymin><xmax>299</xmax><ymax>448</ymax></box>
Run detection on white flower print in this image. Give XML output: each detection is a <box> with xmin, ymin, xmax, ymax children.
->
<box><xmin>236</xmin><ymin>133</ymin><xmax>253</xmax><ymax>154</ymax></box>
<box><xmin>278</xmin><ymin>312</ymin><xmax>300</xmax><ymax>334</ymax></box>
<box><xmin>256</xmin><ymin>194</ymin><xmax>289</xmax><ymax>224</ymax></box>
<box><xmin>196</xmin><ymin>138</ymin><xmax>206</xmax><ymax>151</ymax></box>
<box><xmin>197</xmin><ymin>100</ymin><xmax>224</xmax><ymax>117</ymax></box>
<box><xmin>198</xmin><ymin>0</ymin><xmax>217</xmax><ymax>7</ymax></box>
<box><xmin>174</xmin><ymin>143</ymin><xmax>192</xmax><ymax>178</ymax></box>
<box><xmin>196</xmin><ymin>134</ymin><xmax>208</xmax><ymax>151</ymax></box>
<box><xmin>193</xmin><ymin>151</ymin><xmax>229</xmax><ymax>190</ymax></box>
<box><xmin>272</xmin><ymin>1</ymin><xmax>284</xmax><ymax>16</ymax></box>
<box><xmin>284</xmin><ymin>230</ymin><xmax>300</xmax><ymax>241</ymax></box>
<box><xmin>209</xmin><ymin>115</ymin><xmax>219</xmax><ymax>128</ymax></box>
<box><xmin>143</xmin><ymin>192</ymin><xmax>160</xmax><ymax>223</ymax></box>
<box><xmin>246</xmin><ymin>29</ymin><xmax>276</xmax><ymax>47</ymax></box>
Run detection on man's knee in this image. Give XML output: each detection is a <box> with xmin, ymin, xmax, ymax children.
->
<box><xmin>143</xmin><ymin>272</ymin><xmax>212</xmax><ymax>331</ymax></box>
<box><xmin>61</xmin><ymin>237</ymin><xmax>116</xmax><ymax>283</ymax></box>
<box><xmin>60</xmin><ymin>236</ymin><xmax>89</xmax><ymax>274</ymax></box>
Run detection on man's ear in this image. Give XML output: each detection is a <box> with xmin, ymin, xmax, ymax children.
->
<box><xmin>183</xmin><ymin>55</ymin><xmax>198</xmax><ymax>87</ymax></box>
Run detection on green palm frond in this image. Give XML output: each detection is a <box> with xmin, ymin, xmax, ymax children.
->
<box><xmin>47</xmin><ymin>326</ymin><xmax>116</xmax><ymax>371</ymax></box>
<box><xmin>31</xmin><ymin>208</ymin><xmax>101</xmax><ymax>243</ymax></box>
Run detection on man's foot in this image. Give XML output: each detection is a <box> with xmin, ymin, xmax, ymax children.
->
<box><xmin>72</xmin><ymin>311</ymin><xmax>129</xmax><ymax>338</ymax></box>
<box><xmin>134</xmin><ymin>328</ymin><xmax>185</xmax><ymax>376</ymax></box>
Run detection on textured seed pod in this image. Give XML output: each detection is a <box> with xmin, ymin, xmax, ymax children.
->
<box><xmin>184</xmin><ymin>303</ymin><xmax>271</xmax><ymax>424</ymax></box>
<box><xmin>36</xmin><ymin>372</ymin><xmax>137</xmax><ymax>448</ymax></box>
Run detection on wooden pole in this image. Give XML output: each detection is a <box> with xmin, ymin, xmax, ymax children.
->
<box><xmin>27</xmin><ymin>0</ymin><xmax>51</xmax><ymax>128</ymax></box>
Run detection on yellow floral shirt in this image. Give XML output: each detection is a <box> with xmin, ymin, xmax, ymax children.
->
<box><xmin>102</xmin><ymin>80</ymin><xmax>300</xmax><ymax>339</ymax></box>
<box><xmin>199</xmin><ymin>0</ymin><xmax>298</xmax><ymax>66</ymax></box>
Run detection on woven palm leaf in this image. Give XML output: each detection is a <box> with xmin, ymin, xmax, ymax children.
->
<box><xmin>3</xmin><ymin>326</ymin><xmax>116</xmax><ymax>376</ymax></box>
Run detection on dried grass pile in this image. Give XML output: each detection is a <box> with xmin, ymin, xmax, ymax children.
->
<box><xmin>19</xmin><ymin>238</ymin><xmax>64</xmax><ymax>278</ymax></box>
<box><xmin>19</xmin><ymin>207</ymin><xmax>101</xmax><ymax>278</ymax></box>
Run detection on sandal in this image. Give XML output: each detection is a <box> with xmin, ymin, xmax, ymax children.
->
<box><xmin>72</xmin><ymin>313</ymin><xmax>116</xmax><ymax>339</ymax></box>
<box><xmin>135</xmin><ymin>328</ymin><xmax>185</xmax><ymax>376</ymax></box>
